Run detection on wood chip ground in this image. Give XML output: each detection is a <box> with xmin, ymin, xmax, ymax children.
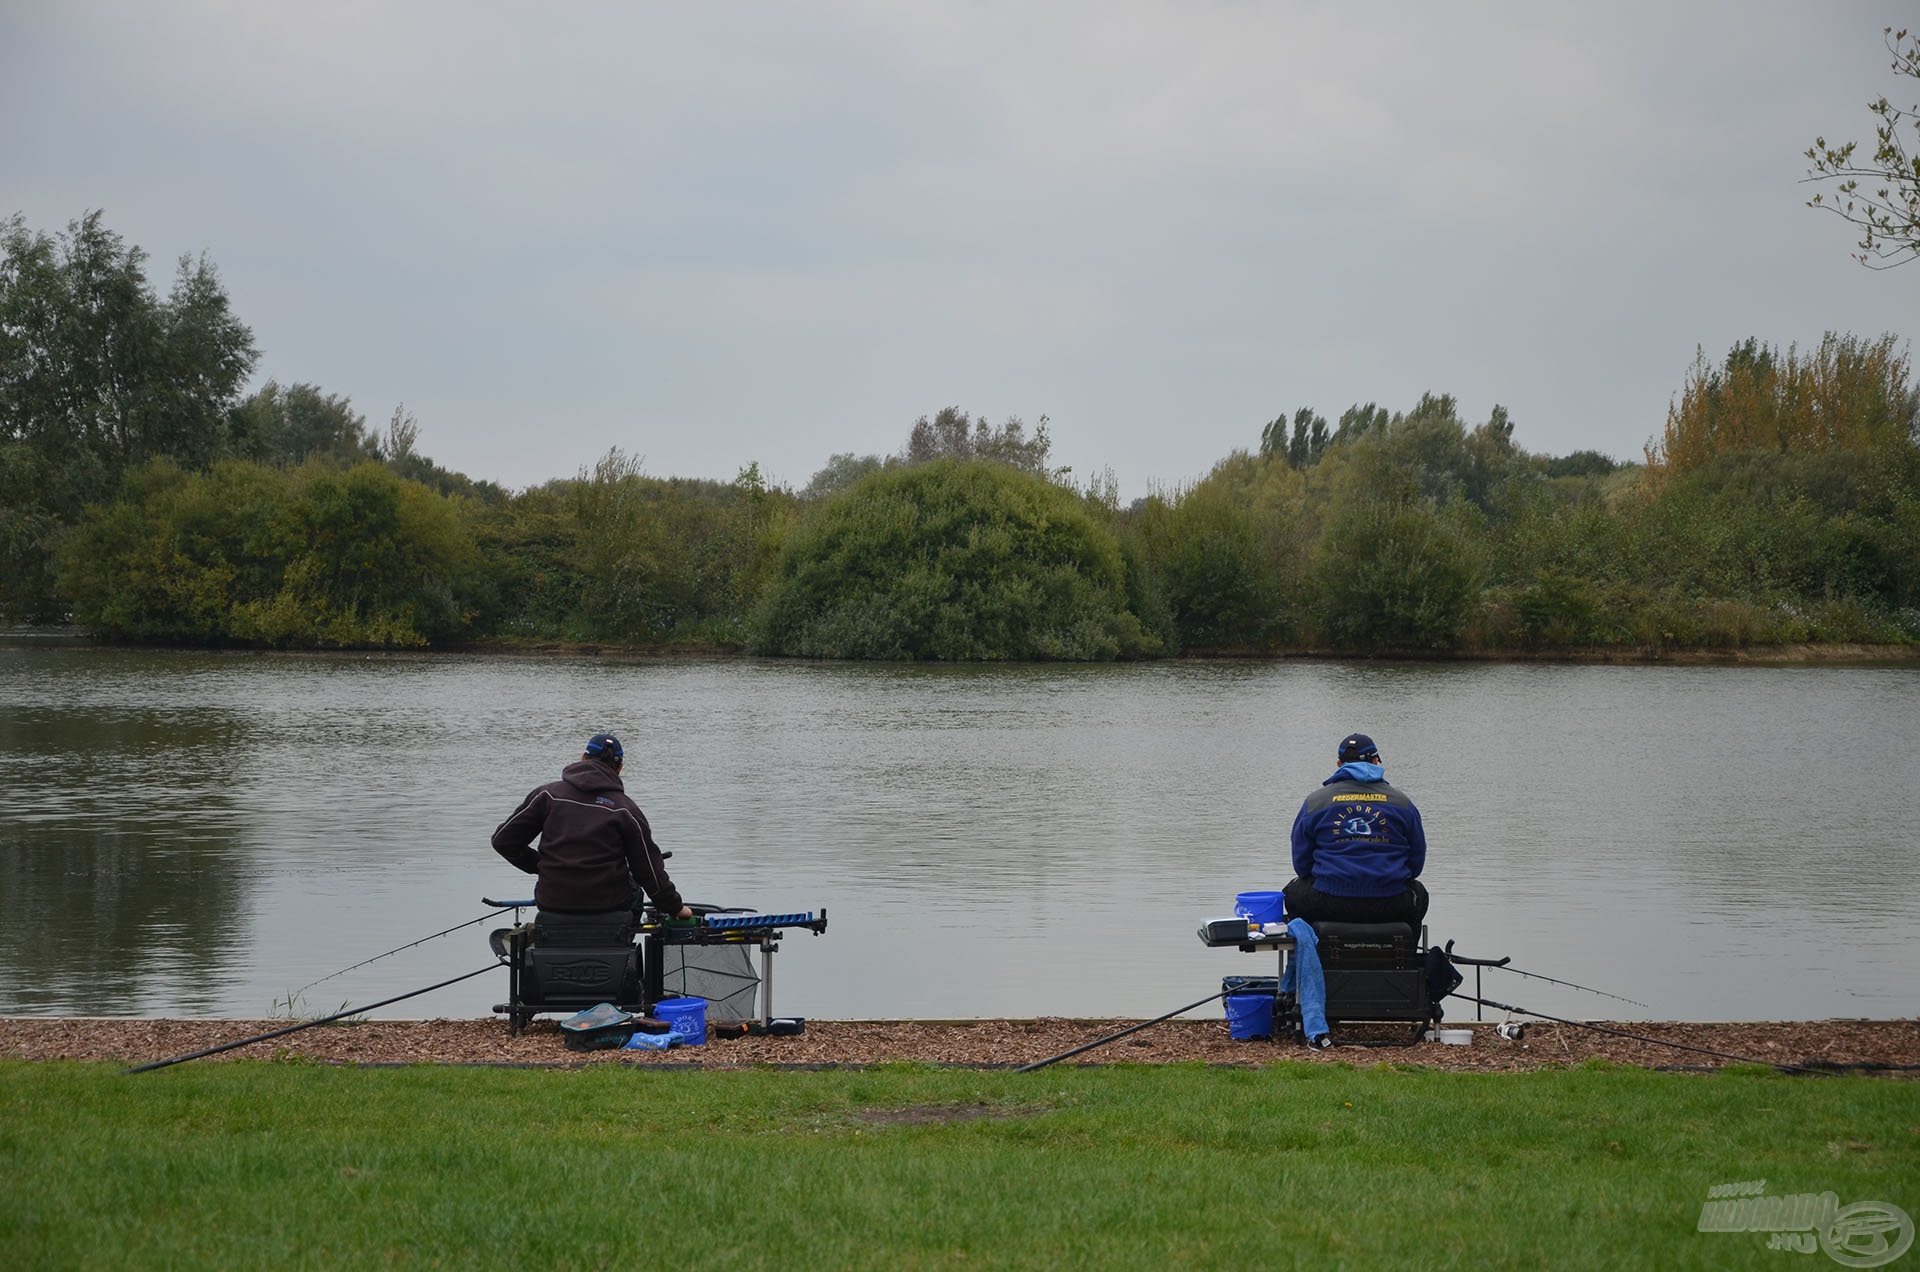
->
<box><xmin>3</xmin><ymin>1017</ymin><xmax>1915</xmax><ymax>1074</ymax></box>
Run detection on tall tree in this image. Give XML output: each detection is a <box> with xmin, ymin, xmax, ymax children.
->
<box><xmin>900</xmin><ymin>406</ymin><xmax>1058</xmax><ymax>476</ymax></box>
<box><xmin>1257</xmin><ymin>407</ymin><xmax>1328</xmax><ymax>470</ymax></box>
<box><xmin>1646</xmin><ymin>334</ymin><xmax>1916</xmax><ymax>481</ymax></box>
<box><xmin>1</xmin><ymin>212</ymin><xmax>256</xmax><ymax>619</ymax></box>
<box><xmin>803</xmin><ymin>451</ymin><xmax>884</xmax><ymax>499</ymax></box>
<box><xmin>228</xmin><ymin>380</ymin><xmax>377</xmax><ymax>466</ymax></box>
<box><xmin>1805</xmin><ymin>27</ymin><xmax>1920</xmax><ymax>268</ymax></box>
<box><xmin>0</xmin><ymin>212</ymin><xmax>255</xmax><ymax>474</ymax></box>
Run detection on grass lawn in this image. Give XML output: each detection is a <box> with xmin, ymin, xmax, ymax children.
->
<box><xmin>2</xmin><ymin>1059</ymin><xmax>1915</xmax><ymax>1270</ymax></box>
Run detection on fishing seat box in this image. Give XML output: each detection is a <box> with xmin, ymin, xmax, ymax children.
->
<box><xmin>1313</xmin><ymin>921</ymin><xmax>1428</xmax><ymax>1031</ymax></box>
<box><xmin>524</xmin><ymin>945</ymin><xmax>641</xmax><ymax>1009</ymax></box>
<box><xmin>493</xmin><ymin>923</ymin><xmax>646</xmax><ymax>1034</ymax></box>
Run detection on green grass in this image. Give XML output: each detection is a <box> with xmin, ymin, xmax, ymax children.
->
<box><xmin>2</xmin><ymin>1060</ymin><xmax>1915</xmax><ymax>1270</ymax></box>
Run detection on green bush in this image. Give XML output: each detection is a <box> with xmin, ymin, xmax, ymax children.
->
<box><xmin>1508</xmin><ymin>570</ymin><xmax>1603</xmax><ymax>648</ymax></box>
<box><xmin>567</xmin><ymin>455</ymin><xmax>742</xmax><ymax>642</ymax></box>
<box><xmin>750</xmin><ymin>459</ymin><xmax>1157</xmax><ymax>660</ymax></box>
<box><xmin>468</xmin><ymin>454</ymin><xmax>790</xmax><ymax>646</ymax></box>
<box><xmin>56</xmin><ymin>460</ymin><xmax>277</xmax><ymax>642</ymax></box>
<box><xmin>1311</xmin><ymin>498</ymin><xmax>1487</xmax><ymax>651</ymax></box>
<box><xmin>232</xmin><ymin>463</ymin><xmax>475</xmax><ymax>645</ymax></box>
<box><xmin>58</xmin><ymin>459</ymin><xmax>477</xmax><ymax>646</ymax></box>
<box><xmin>1143</xmin><ymin>483</ymin><xmax>1281</xmax><ymax>650</ymax></box>
<box><xmin>465</xmin><ymin>482</ymin><xmax>582</xmax><ymax>639</ymax></box>
<box><xmin>1112</xmin><ymin>524</ymin><xmax>1179</xmax><ymax>654</ymax></box>
<box><xmin>0</xmin><ymin>440</ymin><xmax>99</xmax><ymax>622</ymax></box>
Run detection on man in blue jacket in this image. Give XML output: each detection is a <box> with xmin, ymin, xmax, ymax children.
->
<box><xmin>1284</xmin><ymin>732</ymin><xmax>1429</xmax><ymax>930</ymax></box>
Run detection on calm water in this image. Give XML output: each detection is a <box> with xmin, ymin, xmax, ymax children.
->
<box><xmin>2</xmin><ymin>645</ymin><xmax>1916</xmax><ymax>1024</ymax></box>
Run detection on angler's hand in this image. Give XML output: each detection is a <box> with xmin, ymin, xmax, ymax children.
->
<box><xmin>675</xmin><ymin>906</ymin><xmax>693</xmax><ymax>920</ymax></box>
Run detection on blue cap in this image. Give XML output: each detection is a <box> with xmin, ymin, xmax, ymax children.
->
<box><xmin>1337</xmin><ymin>733</ymin><xmax>1379</xmax><ymax>762</ymax></box>
<box><xmin>584</xmin><ymin>733</ymin><xmax>623</xmax><ymax>763</ymax></box>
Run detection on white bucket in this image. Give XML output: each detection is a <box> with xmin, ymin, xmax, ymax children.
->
<box><xmin>1437</xmin><ymin>1028</ymin><xmax>1472</xmax><ymax>1046</ymax></box>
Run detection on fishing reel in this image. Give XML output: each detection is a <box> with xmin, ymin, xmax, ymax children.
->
<box><xmin>1494</xmin><ymin>1019</ymin><xmax>1527</xmax><ymax>1042</ymax></box>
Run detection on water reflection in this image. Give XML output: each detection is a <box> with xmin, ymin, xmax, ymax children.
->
<box><xmin>0</xmin><ymin>704</ymin><xmax>254</xmax><ymax>1013</ymax></box>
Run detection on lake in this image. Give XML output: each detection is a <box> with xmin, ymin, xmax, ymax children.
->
<box><xmin>2</xmin><ymin>645</ymin><xmax>1915</xmax><ymax>1024</ymax></box>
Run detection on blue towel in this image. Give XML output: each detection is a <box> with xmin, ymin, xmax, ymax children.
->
<box><xmin>622</xmin><ymin>1029</ymin><xmax>675</xmax><ymax>1050</ymax></box>
<box><xmin>1279</xmin><ymin>918</ymin><xmax>1328</xmax><ymax>1041</ymax></box>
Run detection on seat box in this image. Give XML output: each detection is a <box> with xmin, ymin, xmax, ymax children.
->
<box><xmin>1314</xmin><ymin>921</ymin><xmax>1418</xmax><ymax>968</ymax></box>
<box><xmin>1323</xmin><ymin>967</ymin><xmax>1427</xmax><ymax>1022</ymax></box>
<box><xmin>527</xmin><ymin>946</ymin><xmax>637</xmax><ymax>1005</ymax></box>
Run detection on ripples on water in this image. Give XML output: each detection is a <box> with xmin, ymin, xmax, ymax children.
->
<box><xmin>2</xmin><ymin>647</ymin><xmax>1915</xmax><ymax>1022</ymax></box>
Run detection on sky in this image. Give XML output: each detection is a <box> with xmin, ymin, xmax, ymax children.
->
<box><xmin>3</xmin><ymin>1</ymin><xmax>1914</xmax><ymax>498</ymax></box>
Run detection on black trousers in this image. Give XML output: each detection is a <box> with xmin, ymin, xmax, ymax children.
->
<box><xmin>1282</xmin><ymin>878</ymin><xmax>1429</xmax><ymax>931</ymax></box>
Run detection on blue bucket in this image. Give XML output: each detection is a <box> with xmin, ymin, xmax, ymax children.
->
<box><xmin>1224</xmin><ymin>993</ymin><xmax>1276</xmax><ymax>1041</ymax></box>
<box><xmin>654</xmin><ymin>997</ymin><xmax>707</xmax><ymax>1046</ymax></box>
<box><xmin>1234</xmin><ymin>890</ymin><xmax>1285</xmax><ymax>926</ymax></box>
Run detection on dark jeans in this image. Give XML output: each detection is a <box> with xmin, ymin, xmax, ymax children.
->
<box><xmin>533</xmin><ymin>908</ymin><xmax>634</xmax><ymax>948</ymax></box>
<box><xmin>1283</xmin><ymin>878</ymin><xmax>1429</xmax><ymax>931</ymax></box>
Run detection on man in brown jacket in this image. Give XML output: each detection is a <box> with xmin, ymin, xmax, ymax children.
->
<box><xmin>491</xmin><ymin>733</ymin><xmax>692</xmax><ymax>946</ymax></box>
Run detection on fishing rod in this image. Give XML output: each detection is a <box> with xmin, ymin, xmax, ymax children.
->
<box><xmin>1447</xmin><ymin>991</ymin><xmax>1829</xmax><ymax>1076</ymax></box>
<box><xmin>1491</xmin><ymin>965</ymin><xmax>1647</xmax><ymax>1008</ymax></box>
<box><xmin>127</xmin><ymin>964</ymin><xmax>499</xmax><ymax>1074</ymax></box>
<box><xmin>1016</xmin><ymin>990</ymin><xmax>1229</xmax><ymax>1072</ymax></box>
<box><xmin>1441</xmin><ymin>942</ymin><xmax>1646</xmax><ymax>1008</ymax></box>
<box><xmin>290</xmin><ymin>912</ymin><xmax>500</xmax><ymax>998</ymax></box>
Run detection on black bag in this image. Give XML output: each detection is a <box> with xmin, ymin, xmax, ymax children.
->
<box><xmin>1425</xmin><ymin>947</ymin><xmax>1464</xmax><ymax>1018</ymax></box>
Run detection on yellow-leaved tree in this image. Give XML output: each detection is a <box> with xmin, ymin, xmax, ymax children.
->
<box><xmin>1645</xmin><ymin>333</ymin><xmax>1916</xmax><ymax>483</ymax></box>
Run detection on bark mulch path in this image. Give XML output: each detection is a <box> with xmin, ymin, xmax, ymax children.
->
<box><xmin>3</xmin><ymin>1016</ymin><xmax>1916</xmax><ymax>1074</ymax></box>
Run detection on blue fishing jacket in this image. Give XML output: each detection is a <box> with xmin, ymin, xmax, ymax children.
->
<box><xmin>1289</xmin><ymin>762</ymin><xmax>1427</xmax><ymax>898</ymax></box>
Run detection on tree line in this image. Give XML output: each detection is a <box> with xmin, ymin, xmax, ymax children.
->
<box><xmin>4</xmin><ymin>213</ymin><xmax>1917</xmax><ymax>656</ymax></box>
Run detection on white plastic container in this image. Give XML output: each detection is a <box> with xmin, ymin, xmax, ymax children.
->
<box><xmin>1437</xmin><ymin>1028</ymin><xmax>1472</xmax><ymax>1046</ymax></box>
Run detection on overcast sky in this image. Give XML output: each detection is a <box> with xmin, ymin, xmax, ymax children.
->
<box><xmin>3</xmin><ymin>2</ymin><xmax>1913</xmax><ymax>497</ymax></box>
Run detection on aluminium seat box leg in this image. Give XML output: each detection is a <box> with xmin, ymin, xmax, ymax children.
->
<box><xmin>760</xmin><ymin>936</ymin><xmax>777</xmax><ymax>1026</ymax></box>
<box><xmin>642</xmin><ymin>932</ymin><xmax>665</xmax><ymax>1012</ymax></box>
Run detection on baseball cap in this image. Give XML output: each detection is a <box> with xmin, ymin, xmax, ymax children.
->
<box><xmin>584</xmin><ymin>733</ymin><xmax>624</xmax><ymax>762</ymax></box>
<box><xmin>1337</xmin><ymin>732</ymin><xmax>1379</xmax><ymax>762</ymax></box>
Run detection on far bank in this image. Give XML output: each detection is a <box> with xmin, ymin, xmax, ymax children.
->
<box><xmin>7</xmin><ymin>626</ymin><xmax>1920</xmax><ymax>667</ymax></box>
